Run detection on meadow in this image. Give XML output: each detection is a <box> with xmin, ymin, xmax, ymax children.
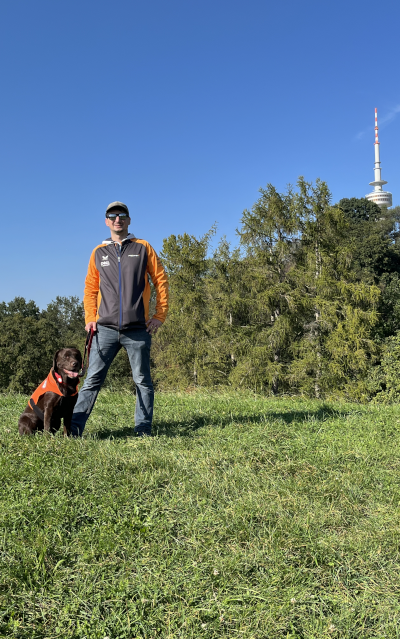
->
<box><xmin>1</xmin><ymin>391</ymin><xmax>400</xmax><ymax>638</ymax></box>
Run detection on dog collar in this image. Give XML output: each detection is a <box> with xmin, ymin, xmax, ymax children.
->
<box><xmin>53</xmin><ymin>371</ymin><xmax>64</xmax><ymax>385</ymax></box>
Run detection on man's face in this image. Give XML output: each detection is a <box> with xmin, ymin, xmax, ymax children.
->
<box><xmin>105</xmin><ymin>210</ymin><xmax>131</xmax><ymax>233</ymax></box>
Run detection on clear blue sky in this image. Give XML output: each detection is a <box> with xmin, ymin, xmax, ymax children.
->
<box><xmin>2</xmin><ymin>0</ymin><xmax>399</xmax><ymax>308</ymax></box>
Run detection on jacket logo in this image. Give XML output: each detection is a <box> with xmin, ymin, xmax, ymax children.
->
<box><xmin>102</xmin><ymin>255</ymin><xmax>108</xmax><ymax>259</ymax></box>
<box><xmin>101</xmin><ymin>261</ymin><xmax>110</xmax><ymax>267</ymax></box>
<box><xmin>128</xmin><ymin>254</ymin><xmax>140</xmax><ymax>257</ymax></box>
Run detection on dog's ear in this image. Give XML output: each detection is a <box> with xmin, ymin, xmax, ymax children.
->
<box><xmin>53</xmin><ymin>350</ymin><xmax>62</xmax><ymax>372</ymax></box>
<box><xmin>73</xmin><ymin>348</ymin><xmax>82</xmax><ymax>363</ymax></box>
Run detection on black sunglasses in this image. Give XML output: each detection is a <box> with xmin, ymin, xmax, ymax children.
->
<box><xmin>106</xmin><ymin>212</ymin><xmax>129</xmax><ymax>220</ymax></box>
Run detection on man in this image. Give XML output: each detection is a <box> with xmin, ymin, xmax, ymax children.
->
<box><xmin>71</xmin><ymin>201</ymin><xmax>168</xmax><ymax>437</ymax></box>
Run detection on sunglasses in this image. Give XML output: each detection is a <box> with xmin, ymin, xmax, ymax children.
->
<box><xmin>106</xmin><ymin>212</ymin><xmax>129</xmax><ymax>220</ymax></box>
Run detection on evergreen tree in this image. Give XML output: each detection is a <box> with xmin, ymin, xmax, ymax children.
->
<box><xmin>290</xmin><ymin>180</ymin><xmax>380</xmax><ymax>398</ymax></box>
<box><xmin>152</xmin><ymin>229</ymin><xmax>215</xmax><ymax>388</ymax></box>
<box><xmin>201</xmin><ymin>239</ymin><xmax>246</xmax><ymax>386</ymax></box>
<box><xmin>234</xmin><ymin>183</ymin><xmax>303</xmax><ymax>392</ymax></box>
<box><xmin>368</xmin><ymin>332</ymin><xmax>400</xmax><ymax>403</ymax></box>
<box><xmin>338</xmin><ymin>199</ymin><xmax>400</xmax><ymax>340</ymax></box>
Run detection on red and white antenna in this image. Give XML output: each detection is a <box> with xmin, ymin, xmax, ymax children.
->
<box><xmin>375</xmin><ymin>108</ymin><xmax>379</xmax><ymax>145</ymax></box>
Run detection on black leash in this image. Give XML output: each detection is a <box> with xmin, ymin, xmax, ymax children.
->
<box><xmin>29</xmin><ymin>395</ymin><xmax>65</xmax><ymax>422</ymax></box>
<box><xmin>30</xmin><ymin>398</ymin><xmax>44</xmax><ymax>421</ymax></box>
<box><xmin>79</xmin><ymin>327</ymin><xmax>94</xmax><ymax>377</ymax></box>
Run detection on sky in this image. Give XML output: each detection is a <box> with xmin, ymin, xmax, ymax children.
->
<box><xmin>1</xmin><ymin>0</ymin><xmax>400</xmax><ymax>309</ymax></box>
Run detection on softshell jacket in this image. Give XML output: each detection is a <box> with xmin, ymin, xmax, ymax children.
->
<box><xmin>83</xmin><ymin>234</ymin><xmax>169</xmax><ymax>330</ymax></box>
<box><xmin>29</xmin><ymin>370</ymin><xmax>79</xmax><ymax>412</ymax></box>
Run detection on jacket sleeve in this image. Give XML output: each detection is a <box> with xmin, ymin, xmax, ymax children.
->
<box><xmin>146</xmin><ymin>243</ymin><xmax>169</xmax><ymax>323</ymax></box>
<box><xmin>83</xmin><ymin>248</ymin><xmax>100</xmax><ymax>324</ymax></box>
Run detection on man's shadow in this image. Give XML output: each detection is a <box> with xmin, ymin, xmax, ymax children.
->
<box><xmin>93</xmin><ymin>404</ymin><xmax>354</xmax><ymax>440</ymax></box>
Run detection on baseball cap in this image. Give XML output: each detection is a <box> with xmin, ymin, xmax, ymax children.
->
<box><xmin>105</xmin><ymin>201</ymin><xmax>130</xmax><ymax>216</ymax></box>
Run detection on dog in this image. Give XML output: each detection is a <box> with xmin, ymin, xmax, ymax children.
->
<box><xmin>18</xmin><ymin>348</ymin><xmax>82</xmax><ymax>436</ymax></box>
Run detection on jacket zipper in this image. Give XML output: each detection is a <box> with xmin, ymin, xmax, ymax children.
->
<box><xmin>115</xmin><ymin>244</ymin><xmax>123</xmax><ymax>328</ymax></box>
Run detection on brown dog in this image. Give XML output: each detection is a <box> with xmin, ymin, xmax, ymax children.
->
<box><xmin>18</xmin><ymin>348</ymin><xmax>82</xmax><ymax>436</ymax></box>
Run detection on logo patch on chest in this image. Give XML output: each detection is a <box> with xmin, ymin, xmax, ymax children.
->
<box><xmin>101</xmin><ymin>261</ymin><xmax>110</xmax><ymax>267</ymax></box>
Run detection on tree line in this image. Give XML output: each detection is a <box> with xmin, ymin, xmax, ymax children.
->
<box><xmin>2</xmin><ymin>177</ymin><xmax>400</xmax><ymax>401</ymax></box>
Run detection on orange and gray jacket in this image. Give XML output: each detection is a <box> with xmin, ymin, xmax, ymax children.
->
<box><xmin>83</xmin><ymin>234</ymin><xmax>169</xmax><ymax>330</ymax></box>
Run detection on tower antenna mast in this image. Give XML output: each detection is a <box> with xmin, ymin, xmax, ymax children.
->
<box><xmin>366</xmin><ymin>108</ymin><xmax>392</xmax><ymax>207</ymax></box>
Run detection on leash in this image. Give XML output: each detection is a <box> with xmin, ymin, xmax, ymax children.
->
<box><xmin>30</xmin><ymin>400</ymin><xmax>44</xmax><ymax>422</ymax></box>
<box><xmin>29</xmin><ymin>394</ymin><xmax>65</xmax><ymax>422</ymax></box>
<box><xmin>80</xmin><ymin>327</ymin><xmax>95</xmax><ymax>377</ymax></box>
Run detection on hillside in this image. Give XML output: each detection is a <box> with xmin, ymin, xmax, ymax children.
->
<box><xmin>1</xmin><ymin>392</ymin><xmax>400</xmax><ymax>637</ymax></box>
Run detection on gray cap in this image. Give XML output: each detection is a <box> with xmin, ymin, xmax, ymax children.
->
<box><xmin>105</xmin><ymin>201</ymin><xmax>130</xmax><ymax>216</ymax></box>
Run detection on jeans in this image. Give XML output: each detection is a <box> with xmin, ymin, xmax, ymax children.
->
<box><xmin>71</xmin><ymin>325</ymin><xmax>153</xmax><ymax>437</ymax></box>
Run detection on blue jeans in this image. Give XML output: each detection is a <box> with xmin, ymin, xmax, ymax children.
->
<box><xmin>71</xmin><ymin>325</ymin><xmax>153</xmax><ymax>436</ymax></box>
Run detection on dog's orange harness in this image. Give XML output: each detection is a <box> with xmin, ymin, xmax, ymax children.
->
<box><xmin>29</xmin><ymin>369</ymin><xmax>79</xmax><ymax>415</ymax></box>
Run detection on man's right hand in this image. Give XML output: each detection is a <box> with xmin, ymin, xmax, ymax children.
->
<box><xmin>85</xmin><ymin>322</ymin><xmax>97</xmax><ymax>333</ymax></box>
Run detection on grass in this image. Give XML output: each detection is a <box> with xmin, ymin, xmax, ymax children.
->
<box><xmin>1</xmin><ymin>391</ymin><xmax>400</xmax><ymax>638</ymax></box>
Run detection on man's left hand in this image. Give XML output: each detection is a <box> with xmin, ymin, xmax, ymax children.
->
<box><xmin>146</xmin><ymin>318</ymin><xmax>163</xmax><ymax>335</ymax></box>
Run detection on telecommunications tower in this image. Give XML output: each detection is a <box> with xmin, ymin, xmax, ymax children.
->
<box><xmin>366</xmin><ymin>108</ymin><xmax>392</xmax><ymax>207</ymax></box>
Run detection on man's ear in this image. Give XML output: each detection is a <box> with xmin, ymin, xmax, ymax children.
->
<box><xmin>53</xmin><ymin>350</ymin><xmax>61</xmax><ymax>372</ymax></box>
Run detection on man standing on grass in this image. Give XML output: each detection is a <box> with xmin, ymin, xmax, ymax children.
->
<box><xmin>71</xmin><ymin>201</ymin><xmax>168</xmax><ymax>437</ymax></box>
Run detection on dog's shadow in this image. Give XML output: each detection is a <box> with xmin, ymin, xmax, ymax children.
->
<box><xmin>92</xmin><ymin>405</ymin><xmax>354</xmax><ymax>440</ymax></box>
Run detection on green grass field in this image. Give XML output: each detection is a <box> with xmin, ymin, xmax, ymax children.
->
<box><xmin>1</xmin><ymin>391</ymin><xmax>400</xmax><ymax>638</ymax></box>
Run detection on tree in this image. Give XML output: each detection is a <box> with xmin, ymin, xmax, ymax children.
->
<box><xmin>0</xmin><ymin>313</ymin><xmax>59</xmax><ymax>392</ymax></box>
<box><xmin>368</xmin><ymin>332</ymin><xmax>400</xmax><ymax>403</ymax></box>
<box><xmin>338</xmin><ymin>197</ymin><xmax>381</xmax><ymax>223</ymax></box>
<box><xmin>0</xmin><ymin>296</ymin><xmax>40</xmax><ymax>320</ymax></box>
<box><xmin>337</xmin><ymin>199</ymin><xmax>400</xmax><ymax>281</ymax></box>
<box><xmin>201</xmin><ymin>239</ymin><xmax>246</xmax><ymax>386</ymax></box>
<box><xmin>234</xmin><ymin>183</ymin><xmax>303</xmax><ymax>393</ymax></box>
<box><xmin>43</xmin><ymin>296</ymin><xmax>86</xmax><ymax>347</ymax></box>
<box><xmin>290</xmin><ymin>180</ymin><xmax>380</xmax><ymax>399</ymax></box>
<box><xmin>152</xmin><ymin>229</ymin><xmax>215</xmax><ymax>389</ymax></box>
<box><xmin>338</xmin><ymin>200</ymin><xmax>400</xmax><ymax>341</ymax></box>
<box><xmin>0</xmin><ymin>296</ymin><xmax>85</xmax><ymax>393</ymax></box>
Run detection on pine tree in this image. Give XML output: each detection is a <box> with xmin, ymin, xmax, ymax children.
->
<box><xmin>290</xmin><ymin>179</ymin><xmax>380</xmax><ymax>398</ymax></box>
<box><xmin>152</xmin><ymin>229</ymin><xmax>215</xmax><ymax>389</ymax></box>
<box><xmin>233</xmin><ymin>183</ymin><xmax>303</xmax><ymax>392</ymax></box>
<box><xmin>201</xmin><ymin>238</ymin><xmax>246</xmax><ymax>385</ymax></box>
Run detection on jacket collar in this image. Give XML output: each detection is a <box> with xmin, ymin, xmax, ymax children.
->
<box><xmin>102</xmin><ymin>233</ymin><xmax>136</xmax><ymax>246</ymax></box>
